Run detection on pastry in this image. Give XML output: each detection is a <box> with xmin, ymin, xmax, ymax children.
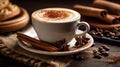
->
<box><xmin>0</xmin><ymin>0</ymin><xmax>9</xmax><ymax>10</ymax></box>
<box><xmin>0</xmin><ymin>8</ymin><xmax>29</xmax><ymax>33</ymax></box>
<box><xmin>0</xmin><ymin>3</ymin><xmax>20</xmax><ymax>21</ymax></box>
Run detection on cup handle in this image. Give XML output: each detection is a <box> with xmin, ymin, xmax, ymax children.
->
<box><xmin>75</xmin><ymin>21</ymin><xmax>90</xmax><ymax>37</ymax></box>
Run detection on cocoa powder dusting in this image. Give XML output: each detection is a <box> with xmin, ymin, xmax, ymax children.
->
<box><xmin>43</xmin><ymin>10</ymin><xmax>70</xmax><ymax>19</ymax></box>
<box><xmin>103</xmin><ymin>56</ymin><xmax>120</xmax><ymax>63</ymax></box>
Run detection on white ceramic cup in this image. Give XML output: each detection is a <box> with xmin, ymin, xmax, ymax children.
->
<box><xmin>31</xmin><ymin>8</ymin><xmax>90</xmax><ymax>43</ymax></box>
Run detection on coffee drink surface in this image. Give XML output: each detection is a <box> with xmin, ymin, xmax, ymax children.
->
<box><xmin>32</xmin><ymin>8</ymin><xmax>80</xmax><ymax>23</ymax></box>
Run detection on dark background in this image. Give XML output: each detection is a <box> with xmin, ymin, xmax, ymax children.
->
<box><xmin>0</xmin><ymin>0</ymin><xmax>120</xmax><ymax>67</ymax></box>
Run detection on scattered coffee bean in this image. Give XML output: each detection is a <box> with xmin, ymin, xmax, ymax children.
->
<box><xmin>75</xmin><ymin>55</ymin><xmax>84</xmax><ymax>61</ymax></box>
<box><xmin>82</xmin><ymin>35</ymin><xmax>90</xmax><ymax>40</ymax></box>
<box><xmin>93</xmin><ymin>50</ymin><xmax>98</xmax><ymax>53</ymax></box>
<box><xmin>75</xmin><ymin>41</ymin><xmax>83</xmax><ymax>47</ymax></box>
<box><xmin>75</xmin><ymin>41</ymin><xmax>80</xmax><ymax>46</ymax></box>
<box><xmin>54</xmin><ymin>39</ymin><xmax>66</xmax><ymax>48</ymax></box>
<box><xmin>60</xmin><ymin>43</ymin><xmax>69</xmax><ymax>51</ymax></box>
<box><xmin>89</xmin><ymin>30</ymin><xmax>96</xmax><ymax>35</ymax></box>
<box><xmin>101</xmin><ymin>51</ymin><xmax>109</xmax><ymax>57</ymax></box>
<box><xmin>54</xmin><ymin>34</ymin><xmax>90</xmax><ymax>51</ymax></box>
<box><xmin>98</xmin><ymin>47</ymin><xmax>106</xmax><ymax>53</ymax></box>
<box><xmin>74</xmin><ymin>34</ymin><xmax>90</xmax><ymax>48</ymax></box>
<box><xmin>89</xmin><ymin>27</ymin><xmax>120</xmax><ymax>40</ymax></box>
<box><xmin>93</xmin><ymin>50</ymin><xmax>102</xmax><ymax>59</ymax></box>
<box><xmin>97</xmin><ymin>32</ymin><xmax>104</xmax><ymax>37</ymax></box>
<box><xmin>98</xmin><ymin>47</ymin><xmax>103</xmax><ymax>51</ymax></box>
<box><xmin>93</xmin><ymin>53</ymin><xmax>102</xmax><ymax>59</ymax></box>
<box><xmin>114</xmin><ymin>36</ymin><xmax>119</xmax><ymax>40</ymax></box>
<box><xmin>73</xmin><ymin>54</ymin><xmax>84</xmax><ymax>61</ymax></box>
<box><xmin>92</xmin><ymin>45</ymin><xmax>110</xmax><ymax>59</ymax></box>
<box><xmin>82</xmin><ymin>40</ymin><xmax>87</xmax><ymax>45</ymax></box>
<box><xmin>104</xmin><ymin>30</ymin><xmax>110</xmax><ymax>34</ymax></box>
<box><xmin>111</xmin><ymin>36</ymin><xmax>115</xmax><ymax>39</ymax></box>
<box><xmin>109</xmin><ymin>32</ymin><xmax>115</xmax><ymax>36</ymax></box>
<box><xmin>101</xmin><ymin>45</ymin><xmax>110</xmax><ymax>51</ymax></box>
<box><xmin>105</xmin><ymin>34</ymin><xmax>111</xmax><ymax>37</ymax></box>
<box><xmin>96</xmin><ymin>28</ymin><xmax>100</xmax><ymax>32</ymax></box>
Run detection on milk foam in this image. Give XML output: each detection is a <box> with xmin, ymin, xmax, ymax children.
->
<box><xmin>32</xmin><ymin>8</ymin><xmax>80</xmax><ymax>23</ymax></box>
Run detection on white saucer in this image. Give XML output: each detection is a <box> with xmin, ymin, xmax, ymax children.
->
<box><xmin>18</xmin><ymin>27</ymin><xmax>94</xmax><ymax>56</ymax></box>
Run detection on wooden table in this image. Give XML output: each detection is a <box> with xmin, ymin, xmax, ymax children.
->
<box><xmin>0</xmin><ymin>0</ymin><xmax>120</xmax><ymax>67</ymax></box>
<box><xmin>0</xmin><ymin>41</ymin><xmax>120</xmax><ymax>67</ymax></box>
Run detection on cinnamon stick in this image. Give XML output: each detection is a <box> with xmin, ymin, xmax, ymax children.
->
<box><xmin>99</xmin><ymin>14</ymin><xmax>120</xmax><ymax>24</ymax></box>
<box><xmin>81</xmin><ymin>16</ymin><xmax>120</xmax><ymax>29</ymax></box>
<box><xmin>93</xmin><ymin>0</ymin><xmax>120</xmax><ymax>15</ymax></box>
<box><xmin>17</xmin><ymin>32</ymin><xmax>59</xmax><ymax>52</ymax></box>
<box><xmin>73</xmin><ymin>4</ymin><xmax>107</xmax><ymax>18</ymax></box>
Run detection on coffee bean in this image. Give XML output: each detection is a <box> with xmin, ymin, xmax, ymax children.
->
<box><xmin>82</xmin><ymin>40</ymin><xmax>87</xmax><ymax>44</ymax></box>
<box><xmin>81</xmin><ymin>42</ymin><xmax>86</xmax><ymax>45</ymax></box>
<box><xmin>101</xmin><ymin>45</ymin><xmax>110</xmax><ymax>51</ymax></box>
<box><xmin>76</xmin><ymin>55</ymin><xmax>84</xmax><ymax>60</ymax></box>
<box><xmin>96</xmin><ymin>32</ymin><xmax>104</xmax><ymax>37</ymax></box>
<box><xmin>74</xmin><ymin>35</ymin><xmax>90</xmax><ymax>48</ymax></box>
<box><xmin>56</xmin><ymin>39</ymin><xmax>66</xmax><ymax>44</ymax></box>
<box><xmin>93</xmin><ymin>50</ymin><xmax>102</xmax><ymax>59</ymax></box>
<box><xmin>93</xmin><ymin>50</ymin><xmax>98</xmax><ymax>53</ymax></box>
<box><xmin>99</xmin><ymin>33</ymin><xmax>104</xmax><ymax>37</ymax></box>
<box><xmin>75</xmin><ymin>41</ymin><xmax>79</xmax><ymax>46</ymax></box>
<box><xmin>101</xmin><ymin>52</ymin><xmax>109</xmax><ymax>57</ymax></box>
<box><xmin>98</xmin><ymin>47</ymin><xmax>103</xmax><ymax>51</ymax></box>
<box><xmin>53</xmin><ymin>39</ymin><xmax>66</xmax><ymax>48</ymax></box>
<box><xmin>93</xmin><ymin>53</ymin><xmax>102</xmax><ymax>59</ymax></box>
<box><xmin>105</xmin><ymin>34</ymin><xmax>110</xmax><ymax>37</ymax></box>
<box><xmin>60</xmin><ymin>43</ymin><xmax>69</xmax><ymax>51</ymax></box>
<box><xmin>94</xmin><ymin>55</ymin><xmax>102</xmax><ymax>59</ymax></box>
<box><xmin>96</xmin><ymin>28</ymin><xmax>100</xmax><ymax>32</ymax></box>
<box><xmin>98</xmin><ymin>47</ymin><xmax>106</xmax><ymax>53</ymax></box>
<box><xmin>111</xmin><ymin>36</ymin><xmax>115</xmax><ymax>39</ymax></box>
<box><xmin>73</xmin><ymin>54</ymin><xmax>84</xmax><ymax>61</ymax></box>
<box><xmin>114</xmin><ymin>36</ymin><xmax>119</xmax><ymax>40</ymax></box>
<box><xmin>109</xmin><ymin>32</ymin><xmax>115</xmax><ymax>36</ymax></box>
<box><xmin>89</xmin><ymin>31</ymin><xmax>96</xmax><ymax>35</ymax></box>
<box><xmin>104</xmin><ymin>30</ymin><xmax>110</xmax><ymax>34</ymax></box>
<box><xmin>89</xmin><ymin>27</ymin><xmax>120</xmax><ymax>40</ymax></box>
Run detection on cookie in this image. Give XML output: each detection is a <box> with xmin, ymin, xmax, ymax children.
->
<box><xmin>0</xmin><ymin>0</ymin><xmax>9</xmax><ymax>10</ymax></box>
<box><xmin>0</xmin><ymin>3</ymin><xmax>21</xmax><ymax>21</ymax></box>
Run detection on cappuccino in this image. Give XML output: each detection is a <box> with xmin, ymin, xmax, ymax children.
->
<box><xmin>31</xmin><ymin>8</ymin><xmax>90</xmax><ymax>43</ymax></box>
<box><xmin>32</xmin><ymin>8</ymin><xmax>80</xmax><ymax>23</ymax></box>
